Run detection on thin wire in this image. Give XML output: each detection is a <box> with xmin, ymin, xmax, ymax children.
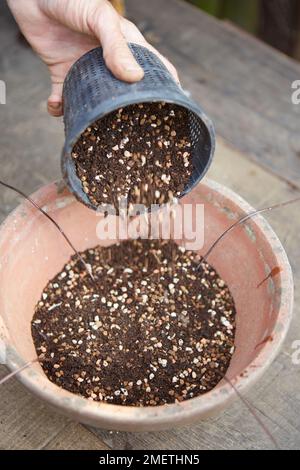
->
<box><xmin>0</xmin><ymin>179</ymin><xmax>95</xmax><ymax>282</ymax></box>
<box><xmin>0</xmin><ymin>358</ymin><xmax>38</xmax><ymax>386</ymax></box>
<box><xmin>223</xmin><ymin>376</ymin><xmax>280</xmax><ymax>449</ymax></box>
<box><xmin>0</xmin><ymin>356</ymin><xmax>279</xmax><ymax>449</ymax></box>
<box><xmin>199</xmin><ymin>196</ymin><xmax>300</xmax><ymax>266</ymax></box>
<box><xmin>1</xmin><ymin>185</ymin><xmax>298</xmax><ymax>446</ymax></box>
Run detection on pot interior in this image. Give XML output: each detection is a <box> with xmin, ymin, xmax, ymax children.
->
<box><xmin>0</xmin><ymin>181</ymin><xmax>284</xmax><ymax>389</ymax></box>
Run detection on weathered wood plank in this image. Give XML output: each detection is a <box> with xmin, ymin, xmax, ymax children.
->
<box><xmin>0</xmin><ymin>364</ymin><xmax>109</xmax><ymax>450</ymax></box>
<box><xmin>0</xmin><ymin>366</ymin><xmax>70</xmax><ymax>450</ymax></box>
<box><xmin>127</xmin><ymin>0</ymin><xmax>300</xmax><ymax>187</ymax></box>
<box><xmin>0</xmin><ymin>3</ymin><xmax>62</xmax><ymax>222</ymax></box>
<box><xmin>44</xmin><ymin>423</ymin><xmax>110</xmax><ymax>450</ymax></box>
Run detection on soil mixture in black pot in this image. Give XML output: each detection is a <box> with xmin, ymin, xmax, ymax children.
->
<box><xmin>71</xmin><ymin>103</ymin><xmax>194</xmax><ymax>213</ymax></box>
<box><xmin>32</xmin><ymin>239</ymin><xmax>236</xmax><ymax>407</ymax></box>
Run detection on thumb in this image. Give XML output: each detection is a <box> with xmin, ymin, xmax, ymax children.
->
<box><xmin>91</xmin><ymin>1</ymin><xmax>144</xmax><ymax>82</ymax></box>
<box><xmin>41</xmin><ymin>0</ymin><xmax>144</xmax><ymax>93</ymax></box>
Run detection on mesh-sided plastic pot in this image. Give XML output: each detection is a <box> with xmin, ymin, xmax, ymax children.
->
<box><xmin>62</xmin><ymin>43</ymin><xmax>215</xmax><ymax>210</ymax></box>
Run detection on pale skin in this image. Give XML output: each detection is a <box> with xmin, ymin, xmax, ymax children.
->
<box><xmin>7</xmin><ymin>0</ymin><xmax>179</xmax><ymax>117</ymax></box>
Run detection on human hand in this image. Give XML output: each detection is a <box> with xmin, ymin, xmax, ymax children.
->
<box><xmin>7</xmin><ymin>0</ymin><xmax>179</xmax><ymax>117</ymax></box>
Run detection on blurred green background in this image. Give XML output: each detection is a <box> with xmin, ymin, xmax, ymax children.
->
<box><xmin>187</xmin><ymin>0</ymin><xmax>259</xmax><ymax>32</ymax></box>
<box><xmin>185</xmin><ymin>0</ymin><xmax>300</xmax><ymax>60</ymax></box>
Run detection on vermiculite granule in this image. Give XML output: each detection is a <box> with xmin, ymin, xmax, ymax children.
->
<box><xmin>72</xmin><ymin>103</ymin><xmax>194</xmax><ymax>213</ymax></box>
<box><xmin>32</xmin><ymin>239</ymin><xmax>236</xmax><ymax>406</ymax></box>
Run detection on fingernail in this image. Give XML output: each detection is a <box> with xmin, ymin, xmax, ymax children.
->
<box><xmin>120</xmin><ymin>60</ymin><xmax>141</xmax><ymax>71</ymax></box>
<box><xmin>49</xmin><ymin>102</ymin><xmax>61</xmax><ymax>109</ymax></box>
<box><xmin>124</xmin><ymin>67</ymin><xmax>144</xmax><ymax>78</ymax></box>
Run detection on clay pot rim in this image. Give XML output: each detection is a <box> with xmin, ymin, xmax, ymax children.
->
<box><xmin>1</xmin><ymin>179</ymin><xmax>293</xmax><ymax>429</ymax></box>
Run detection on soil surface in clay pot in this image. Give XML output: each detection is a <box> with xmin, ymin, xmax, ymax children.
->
<box><xmin>32</xmin><ymin>239</ymin><xmax>236</xmax><ymax>407</ymax></box>
<box><xmin>71</xmin><ymin>103</ymin><xmax>193</xmax><ymax>213</ymax></box>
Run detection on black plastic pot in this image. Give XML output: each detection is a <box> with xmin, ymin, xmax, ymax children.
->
<box><xmin>62</xmin><ymin>43</ymin><xmax>215</xmax><ymax>210</ymax></box>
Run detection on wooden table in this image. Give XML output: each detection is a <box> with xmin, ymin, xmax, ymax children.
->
<box><xmin>0</xmin><ymin>0</ymin><xmax>300</xmax><ymax>450</ymax></box>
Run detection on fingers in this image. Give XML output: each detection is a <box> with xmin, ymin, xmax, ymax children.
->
<box><xmin>40</xmin><ymin>0</ymin><xmax>179</xmax><ymax>118</ymax></box>
<box><xmin>120</xmin><ymin>18</ymin><xmax>180</xmax><ymax>85</ymax></box>
<box><xmin>42</xmin><ymin>0</ymin><xmax>144</xmax><ymax>83</ymax></box>
<box><xmin>91</xmin><ymin>1</ymin><xmax>144</xmax><ymax>82</ymax></box>
<box><xmin>48</xmin><ymin>82</ymin><xmax>64</xmax><ymax>117</ymax></box>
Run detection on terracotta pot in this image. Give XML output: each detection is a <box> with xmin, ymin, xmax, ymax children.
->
<box><xmin>0</xmin><ymin>179</ymin><xmax>293</xmax><ymax>431</ymax></box>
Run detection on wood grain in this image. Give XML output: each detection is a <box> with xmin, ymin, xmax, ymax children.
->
<box><xmin>0</xmin><ymin>0</ymin><xmax>300</xmax><ymax>450</ymax></box>
<box><xmin>0</xmin><ymin>366</ymin><xmax>70</xmax><ymax>450</ymax></box>
<box><xmin>44</xmin><ymin>423</ymin><xmax>110</xmax><ymax>450</ymax></box>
